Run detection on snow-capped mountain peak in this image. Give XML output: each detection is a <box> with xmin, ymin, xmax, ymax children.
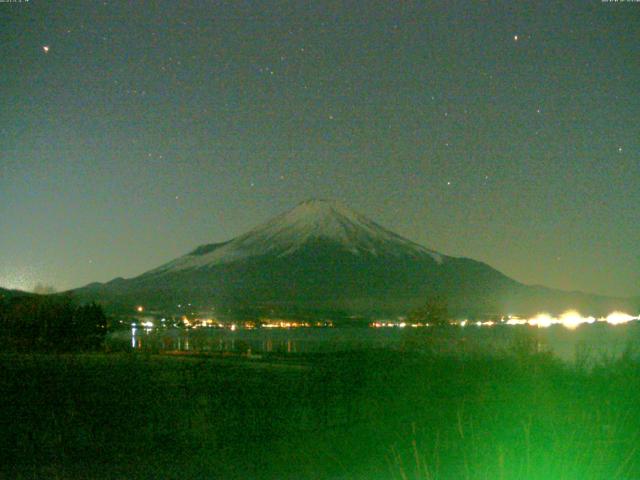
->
<box><xmin>146</xmin><ymin>199</ymin><xmax>443</xmax><ymax>275</ymax></box>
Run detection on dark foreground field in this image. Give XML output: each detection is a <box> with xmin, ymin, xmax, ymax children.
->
<box><xmin>1</xmin><ymin>341</ymin><xmax>640</xmax><ymax>479</ymax></box>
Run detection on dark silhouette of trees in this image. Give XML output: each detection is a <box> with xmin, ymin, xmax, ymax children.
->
<box><xmin>407</xmin><ymin>296</ymin><xmax>450</xmax><ymax>327</ymax></box>
<box><xmin>401</xmin><ymin>296</ymin><xmax>451</xmax><ymax>353</ymax></box>
<box><xmin>0</xmin><ymin>294</ymin><xmax>107</xmax><ymax>352</ymax></box>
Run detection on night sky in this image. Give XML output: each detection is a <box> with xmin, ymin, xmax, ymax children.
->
<box><xmin>1</xmin><ymin>1</ymin><xmax>638</xmax><ymax>297</ymax></box>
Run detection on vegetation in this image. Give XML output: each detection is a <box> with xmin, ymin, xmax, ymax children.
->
<box><xmin>0</xmin><ymin>294</ymin><xmax>107</xmax><ymax>352</ymax></box>
<box><xmin>408</xmin><ymin>296</ymin><xmax>450</xmax><ymax>327</ymax></box>
<box><xmin>1</xmin><ymin>345</ymin><xmax>639</xmax><ymax>479</ymax></box>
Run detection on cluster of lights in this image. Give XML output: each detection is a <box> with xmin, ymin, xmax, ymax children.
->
<box><xmin>472</xmin><ymin>320</ymin><xmax>496</xmax><ymax>327</ymax></box>
<box><xmin>179</xmin><ymin>317</ymin><xmax>229</xmax><ymax>329</ymax></box>
<box><xmin>486</xmin><ymin>311</ymin><xmax>638</xmax><ymax>330</ymax></box>
<box><xmin>260</xmin><ymin>319</ymin><xmax>333</xmax><ymax>328</ymax></box>
<box><xmin>131</xmin><ymin>307</ymin><xmax>334</xmax><ymax>331</ymax></box>
<box><xmin>262</xmin><ymin>320</ymin><xmax>312</xmax><ymax>329</ymax></box>
<box><xmin>184</xmin><ymin>319</ymin><xmax>316</xmax><ymax>330</ymax></box>
<box><xmin>529</xmin><ymin>310</ymin><xmax>640</xmax><ymax>330</ymax></box>
<box><xmin>371</xmin><ymin>322</ymin><xmax>427</xmax><ymax>328</ymax></box>
<box><xmin>134</xmin><ymin>303</ymin><xmax>637</xmax><ymax>332</ymax></box>
<box><xmin>369</xmin><ymin>311</ymin><xmax>639</xmax><ymax>330</ymax></box>
<box><xmin>191</xmin><ymin>318</ymin><xmax>224</xmax><ymax>329</ymax></box>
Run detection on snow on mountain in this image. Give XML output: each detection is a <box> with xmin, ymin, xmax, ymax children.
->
<box><xmin>73</xmin><ymin>199</ymin><xmax>635</xmax><ymax>317</ymax></box>
<box><xmin>147</xmin><ymin>199</ymin><xmax>443</xmax><ymax>275</ymax></box>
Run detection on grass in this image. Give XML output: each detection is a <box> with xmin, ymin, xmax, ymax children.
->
<box><xmin>1</xmin><ymin>341</ymin><xmax>639</xmax><ymax>479</ymax></box>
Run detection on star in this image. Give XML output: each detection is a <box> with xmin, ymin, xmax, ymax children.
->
<box><xmin>42</xmin><ymin>45</ymin><xmax>50</xmax><ymax>53</ymax></box>
<box><xmin>617</xmin><ymin>147</ymin><xmax>623</xmax><ymax>153</ymax></box>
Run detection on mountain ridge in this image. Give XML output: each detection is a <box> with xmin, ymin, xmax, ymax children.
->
<box><xmin>144</xmin><ymin>199</ymin><xmax>442</xmax><ymax>277</ymax></box>
<box><xmin>72</xmin><ymin>199</ymin><xmax>636</xmax><ymax>318</ymax></box>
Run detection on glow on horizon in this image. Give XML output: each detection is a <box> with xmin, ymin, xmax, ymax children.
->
<box><xmin>0</xmin><ymin>268</ymin><xmax>39</xmax><ymax>292</ymax></box>
<box><xmin>528</xmin><ymin>313</ymin><xmax>554</xmax><ymax>328</ymax></box>
<box><xmin>606</xmin><ymin>311</ymin><xmax>637</xmax><ymax>325</ymax></box>
<box><xmin>559</xmin><ymin>310</ymin><xmax>595</xmax><ymax>330</ymax></box>
<box><xmin>460</xmin><ymin>310</ymin><xmax>640</xmax><ymax>329</ymax></box>
<box><xmin>370</xmin><ymin>311</ymin><xmax>639</xmax><ymax>330</ymax></box>
<box><xmin>523</xmin><ymin>310</ymin><xmax>638</xmax><ymax>329</ymax></box>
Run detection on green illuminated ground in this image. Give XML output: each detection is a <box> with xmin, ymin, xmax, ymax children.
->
<box><xmin>1</xmin><ymin>345</ymin><xmax>639</xmax><ymax>479</ymax></box>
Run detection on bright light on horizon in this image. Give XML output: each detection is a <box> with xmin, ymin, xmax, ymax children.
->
<box><xmin>523</xmin><ymin>310</ymin><xmax>638</xmax><ymax>329</ymax></box>
<box><xmin>528</xmin><ymin>313</ymin><xmax>554</xmax><ymax>328</ymax></box>
<box><xmin>383</xmin><ymin>311</ymin><xmax>640</xmax><ymax>330</ymax></box>
<box><xmin>559</xmin><ymin>310</ymin><xmax>594</xmax><ymax>330</ymax></box>
<box><xmin>606</xmin><ymin>311</ymin><xmax>637</xmax><ymax>325</ymax></box>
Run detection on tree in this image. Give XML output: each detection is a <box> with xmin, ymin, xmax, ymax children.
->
<box><xmin>402</xmin><ymin>297</ymin><xmax>450</xmax><ymax>353</ymax></box>
<box><xmin>73</xmin><ymin>302</ymin><xmax>108</xmax><ymax>350</ymax></box>
<box><xmin>407</xmin><ymin>296</ymin><xmax>450</xmax><ymax>327</ymax></box>
<box><xmin>0</xmin><ymin>296</ymin><xmax>107</xmax><ymax>352</ymax></box>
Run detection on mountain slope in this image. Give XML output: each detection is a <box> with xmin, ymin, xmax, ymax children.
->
<box><xmin>144</xmin><ymin>199</ymin><xmax>442</xmax><ymax>276</ymax></box>
<box><xmin>73</xmin><ymin>200</ymin><xmax>634</xmax><ymax>317</ymax></box>
<box><xmin>0</xmin><ymin>287</ymin><xmax>34</xmax><ymax>300</ymax></box>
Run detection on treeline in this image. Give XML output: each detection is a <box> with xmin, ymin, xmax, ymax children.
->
<box><xmin>0</xmin><ymin>294</ymin><xmax>107</xmax><ymax>352</ymax></box>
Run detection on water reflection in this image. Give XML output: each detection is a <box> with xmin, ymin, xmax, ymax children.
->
<box><xmin>107</xmin><ymin>321</ymin><xmax>640</xmax><ymax>363</ymax></box>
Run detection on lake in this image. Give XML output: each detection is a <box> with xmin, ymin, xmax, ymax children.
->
<box><xmin>108</xmin><ymin>321</ymin><xmax>640</xmax><ymax>363</ymax></box>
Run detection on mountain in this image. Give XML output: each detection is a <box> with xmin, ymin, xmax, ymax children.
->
<box><xmin>148</xmin><ymin>199</ymin><xmax>444</xmax><ymax>273</ymax></box>
<box><xmin>0</xmin><ymin>287</ymin><xmax>34</xmax><ymax>300</ymax></box>
<box><xmin>73</xmin><ymin>199</ymin><xmax>634</xmax><ymax>318</ymax></box>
